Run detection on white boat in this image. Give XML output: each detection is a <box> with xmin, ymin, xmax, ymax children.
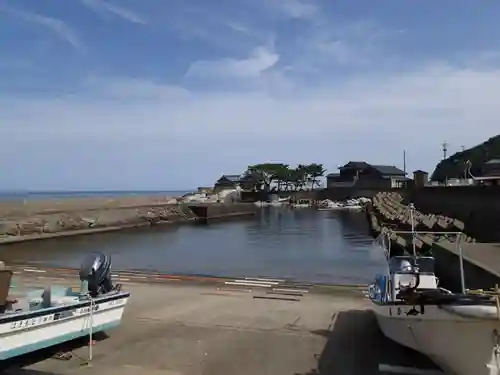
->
<box><xmin>0</xmin><ymin>253</ymin><xmax>129</xmax><ymax>361</ymax></box>
<box><xmin>368</xmin><ymin>204</ymin><xmax>500</xmax><ymax>375</ymax></box>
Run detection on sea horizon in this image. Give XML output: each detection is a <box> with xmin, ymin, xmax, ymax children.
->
<box><xmin>0</xmin><ymin>189</ymin><xmax>193</xmax><ymax>201</ymax></box>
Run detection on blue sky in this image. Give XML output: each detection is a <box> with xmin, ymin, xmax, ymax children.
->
<box><xmin>1</xmin><ymin>0</ymin><xmax>500</xmax><ymax>190</ymax></box>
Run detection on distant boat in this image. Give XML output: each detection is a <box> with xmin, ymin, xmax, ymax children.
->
<box><xmin>317</xmin><ymin>198</ymin><xmax>365</xmax><ymax>211</ymax></box>
<box><xmin>0</xmin><ymin>253</ymin><xmax>129</xmax><ymax>360</ymax></box>
<box><xmin>254</xmin><ymin>197</ymin><xmax>290</xmax><ymax>207</ymax></box>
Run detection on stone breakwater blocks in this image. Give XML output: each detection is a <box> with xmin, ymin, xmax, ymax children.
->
<box><xmin>453</xmin><ymin>219</ymin><xmax>465</xmax><ymax>230</ymax></box>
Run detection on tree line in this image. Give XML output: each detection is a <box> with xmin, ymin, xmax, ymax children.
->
<box><xmin>243</xmin><ymin>163</ymin><xmax>326</xmax><ymax>192</ymax></box>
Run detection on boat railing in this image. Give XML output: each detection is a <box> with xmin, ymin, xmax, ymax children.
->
<box><xmin>373</xmin><ymin>202</ymin><xmax>469</xmax><ymax>294</ymax></box>
<box><xmin>376</xmin><ymin>227</ymin><xmax>468</xmax><ymax>294</ymax></box>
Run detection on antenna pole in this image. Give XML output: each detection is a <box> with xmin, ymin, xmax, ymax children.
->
<box><xmin>442</xmin><ymin>141</ymin><xmax>448</xmax><ymax>160</ymax></box>
<box><xmin>403</xmin><ymin>150</ymin><xmax>407</xmax><ymax>175</ymax></box>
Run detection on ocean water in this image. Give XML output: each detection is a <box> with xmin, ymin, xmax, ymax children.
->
<box><xmin>0</xmin><ymin>190</ymin><xmax>191</xmax><ymax>201</ymax></box>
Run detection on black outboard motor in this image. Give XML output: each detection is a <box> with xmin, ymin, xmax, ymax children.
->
<box><xmin>79</xmin><ymin>252</ymin><xmax>113</xmax><ymax>297</ymax></box>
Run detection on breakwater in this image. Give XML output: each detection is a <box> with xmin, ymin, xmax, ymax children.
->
<box><xmin>0</xmin><ymin>196</ymin><xmax>258</xmax><ymax>244</ymax></box>
<box><xmin>367</xmin><ymin>192</ymin><xmax>500</xmax><ymax>291</ymax></box>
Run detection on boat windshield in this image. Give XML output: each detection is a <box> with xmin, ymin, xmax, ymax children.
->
<box><xmin>389</xmin><ymin>256</ymin><xmax>435</xmax><ymax>274</ymax></box>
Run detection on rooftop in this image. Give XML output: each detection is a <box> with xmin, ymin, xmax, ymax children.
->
<box><xmin>338</xmin><ymin>161</ymin><xmax>406</xmax><ymax>176</ymax></box>
<box><xmin>371</xmin><ymin>165</ymin><xmax>406</xmax><ymax>176</ymax></box>
<box><xmin>218</xmin><ymin>174</ymin><xmax>241</xmax><ymax>183</ymax></box>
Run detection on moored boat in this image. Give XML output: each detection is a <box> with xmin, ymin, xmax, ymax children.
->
<box><xmin>368</xmin><ymin>204</ymin><xmax>500</xmax><ymax>375</ymax></box>
<box><xmin>0</xmin><ymin>253</ymin><xmax>129</xmax><ymax>360</ymax></box>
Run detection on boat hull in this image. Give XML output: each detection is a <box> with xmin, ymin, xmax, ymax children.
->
<box><xmin>372</xmin><ymin>302</ymin><xmax>500</xmax><ymax>375</ymax></box>
<box><xmin>0</xmin><ymin>291</ymin><xmax>129</xmax><ymax>360</ymax></box>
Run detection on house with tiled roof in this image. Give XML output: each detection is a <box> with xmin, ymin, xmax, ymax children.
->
<box><xmin>213</xmin><ymin>174</ymin><xmax>242</xmax><ymax>192</ymax></box>
<box><xmin>327</xmin><ymin>161</ymin><xmax>408</xmax><ymax>189</ymax></box>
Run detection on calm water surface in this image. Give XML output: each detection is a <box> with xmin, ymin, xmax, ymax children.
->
<box><xmin>0</xmin><ymin>208</ymin><xmax>386</xmax><ymax>284</ymax></box>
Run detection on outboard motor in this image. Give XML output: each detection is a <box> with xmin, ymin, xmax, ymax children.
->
<box><xmin>79</xmin><ymin>252</ymin><xmax>113</xmax><ymax>297</ymax></box>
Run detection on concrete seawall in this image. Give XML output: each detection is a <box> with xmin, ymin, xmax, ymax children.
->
<box><xmin>0</xmin><ymin>197</ymin><xmax>258</xmax><ymax>244</ymax></box>
<box><xmin>188</xmin><ymin>202</ymin><xmax>258</xmax><ymax>222</ymax></box>
<box><xmin>407</xmin><ymin>186</ymin><xmax>500</xmax><ymax>242</ymax></box>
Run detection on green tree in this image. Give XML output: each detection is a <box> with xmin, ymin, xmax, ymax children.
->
<box><xmin>294</xmin><ymin>164</ymin><xmax>309</xmax><ymax>190</ymax></box>
<box><xmin>246</xmin><ymin>163</ymin><xmax>290</xmax><ymax>192</ymax></box>
<box><xmin>304</xmin><ymin>163</ymin><xmax>326</xmax><ymax>190</ymax></box>
<box><xmin>244</xmin><ymin>163</ymin><xmax>325</xmax><ymax>191</ymax></box>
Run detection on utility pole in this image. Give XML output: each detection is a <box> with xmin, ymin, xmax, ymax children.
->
<box><xmin>403</xmin><ymin>150</ymin><xmax>407</xmax><ymax>175</ymax></box>
<box><xmin>442</xmin><ymin>141</ymin><xmax>448</xmax><ymax>160</ymax></box>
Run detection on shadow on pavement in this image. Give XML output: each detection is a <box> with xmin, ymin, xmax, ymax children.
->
<box><xmin>298</xmin><ymin>309</ymin><xmax>441</xmax><ymax>375</ymax></box>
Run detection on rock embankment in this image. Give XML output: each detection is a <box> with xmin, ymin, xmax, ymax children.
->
<box><xmin>368</xmin><ymin>192</ymin><xmax>476</xmax><ymax>253</ymax></box>
<box><xmin>0</xmin><ymin>196</ymin><xmax>197</xmax><ymax>244</ymax></box>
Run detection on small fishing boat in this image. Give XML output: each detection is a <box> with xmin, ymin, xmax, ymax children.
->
<box><xmin>368</xmin><ymin>204</ymin><xmax>500</xmax><ymax>375</ymax></box>
<box><xmin>0</xmin><ymin>253</ymin><xmax>130</xmax><ymax>360</ymax></box>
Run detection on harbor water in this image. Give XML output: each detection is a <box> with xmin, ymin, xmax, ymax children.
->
<box><xmin>0</xmin><ymin>207</ymin><xmax>385</xmax><ymax>285</ymax></box>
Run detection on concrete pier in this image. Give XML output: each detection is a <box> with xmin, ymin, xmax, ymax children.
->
<box><xmin>2</xmin><ymin>267</ymin><xmax>440</xmax><ymax>375</ymax></box>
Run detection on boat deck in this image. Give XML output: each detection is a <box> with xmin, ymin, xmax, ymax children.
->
<box><xmin>2</xmin><ymin>268</ymin><xmax>441</xmax><ymax>375</ymax></box>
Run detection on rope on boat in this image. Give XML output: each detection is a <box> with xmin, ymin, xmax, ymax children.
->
<box><xmin>87</xmin><ymin>293</ymin><xmax>95</xmax><ymax>364</ymax></box>
<box><xmin>52</xmin><ymin>293</ymin><xmax>97</xmax><ymax>365</ymax></box>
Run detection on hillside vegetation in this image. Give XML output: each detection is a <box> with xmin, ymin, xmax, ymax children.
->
<box><xmin>431</xmin><ymin>135</ymin><xmax>500</xmax><ymax>181</ymax></box>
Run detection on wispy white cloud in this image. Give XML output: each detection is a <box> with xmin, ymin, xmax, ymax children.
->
<box><xmin>185</xmin><ymin>46</ymin><xmax>279</xmax><ymax>79</ymax></box>
<box><xmin>81</xmin><ymin>0</ymin><xmax>146</xmax><ymax>24</ymax></box>
<box><xmin>1</xmin><ymin>6</ymin><xmax>83</xmax><ymax>50</ymax></box>
<box><xmin>161</xmin><ymin>5</ymin><xmax>269</xmax><ymax>55</ymax></box>
<box><xmin>225</xmin><ymin>22</ymin><xmax>251</xmax><ymax>34</ymax></box>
